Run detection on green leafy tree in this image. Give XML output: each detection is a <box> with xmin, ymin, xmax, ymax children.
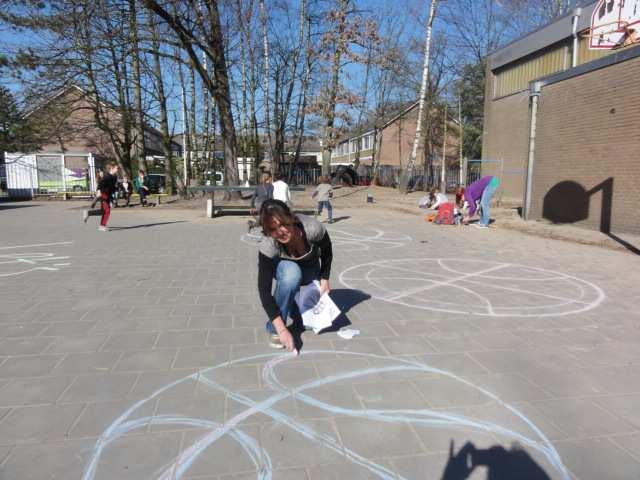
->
<box><xmin>0</xmin><ymin>86</ymin><xmax>37</xmax><ymax>160</ymax></box>
<box><xmin>458</xmin><ymin>60</ymin><xmax>485</xmax><ymax>160</ymax></box>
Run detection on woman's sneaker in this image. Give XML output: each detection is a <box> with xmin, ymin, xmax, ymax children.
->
<box><xmin>268</xmin><ymin>333</ymin><xmax>284</xmax><ymax>349</ymax></box>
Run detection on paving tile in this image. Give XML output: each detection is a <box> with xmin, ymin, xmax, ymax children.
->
<box><xmin>0</xmin><ymin>376</ymin><xmax>75</xmax><ymax>406</ymax></box>
<box><xmin>156</xmin><ymin>330</ymin><xmax>207</xmax><ymax>348</ymax></box>
<box><xmin>528</xmin><ymin>397</ymin><xmax>635</xmax><ymax>437</ymax></box>
<box><xmin>417</xmin><ymin>352</ymin><xmax>490</xmax><ymax>376</ymax></box>
<box><xmin>412</xmin><ymin>376</ymin><xmax>493</xmax><ymax>409</ymax></box>
<box><xmin>128</xmin><ymin>370</ymin><xmax>199</xmax><ymax>400</ymax></box>
<box><xmin>180</xmin><ymin>426</ymin><xmax>262</xmax><ymax>476</ymax></box>
<box><xmin>0</xmin><ymin>438</ymin><xmax>94</xmax><ymax>480</ymax></box>
<box><xmin>171</xmin><ymin>304</ymin><xmax>214</xmax><ymax>316</ymax></box>
<box><xmin>113</xmin><ymin>348</ymin><xmax>177</xmax><ymax>372</ymax></box>
<box><xmin>0</xmin><ymin>354</ymin><xmax>64</xmax><ymax>378</ymax></box>
<box><xmin>0</xmin><ymin>323</ymin><xmax>48</xmax><ymax>338</ymax></box>
<box><xmin>0</xmin><ymin>404</ymin><xmax>84</xmax><ymax>444</ymax></box>
<box><xmin>207</xmin><ymin>328</ymin><xmax>257</xmax><ymax>346</ymax></box>
<box><xmin>53</xmin><ymin>351</ymin><xmax>121</xmax><ymax>375</ymax></box>
<box><xmin>0</xmin><ymin>337</ymin><xmax>53</xmax><ymax>355</ymax></box>
<box><xmin>151</xmin><ymin>390</ymin><xmax>227</xmax><ymax>432</ymax></box>
<box><xmin>68</xmin><ymin>399</ymin><xmax>157</xmax><ymax>438</ymax></box>
<box><xmin>333</xmin><ymin>416</ymin><xmax>425</xmax><ymax>457</ymax></box>
<box><xmin>101</xmin><ymin>332</ymin><xmax>159</xmax><ymax>351</ymax></box>
<box><xmin>555</xmin><ymin>437</ymin><xmax>640</xmax><ymax>480</ymax></box>
<box><xmin>40</xmin><ymin>321</ymin><xmax>97</xmax><ymax>336</ymax></box>
<box><xmin>592</xmin><ymin>393</ymin><xmax>640</xmax><ymax>430</ymax></box>
<box><xmin>202</xmin><ymin>364</ymin><xmax>261</xmax><ymax>391</ymax></box>
<box><xmin>59</xmin><ymin>373</ymin><xmax>138</xmax><ymax>403</ymax></box>
<box><xmin>188</xmin><ymin>315</ymin><xmax>231</xmax><ymax>329</ymax></box>
<box><xmin>173</xmin><ymin>345</ymin><xmax>230</xmax><ymax>368</ymax></box>
<box><xmin>93</xmin><ymin>431</ymin><xmax>183</xmax><ymax>480</ymax></box>
<box><xmin>44</xmin><ymin>335</ymin><xmax>108</xmax><ymax>353</ymax></box>
<box><xmin>611</xmin><ymin>432</ymin><xmax>640</xmax><ymax>461</ymax></box>
<box><xmin>378</xmin><ymin>336</ymin><xmax>438</xmax><ymax>355</ymax></box>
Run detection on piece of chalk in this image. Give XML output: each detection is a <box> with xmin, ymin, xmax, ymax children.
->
<box><xmin>337</xmin><ymin>328</ymin><xmax>360</xmax><ymax>340</ymax></box>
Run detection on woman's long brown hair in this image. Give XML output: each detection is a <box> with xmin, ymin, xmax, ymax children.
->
<box><xmin>259</xmin><ymin>199</ymin><xmax>302</xmax><ymax>236</ymax></box>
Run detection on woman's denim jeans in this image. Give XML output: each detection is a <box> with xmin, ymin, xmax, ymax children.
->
<box><xmin>479</xmin><ymin>181</ymin><xmax>498</xmax><ymax>226</ymax></box>
<box><xmin>266</xmin><ymin>259</ymin><xmax>319</xmax><ymax>334</ymax></box>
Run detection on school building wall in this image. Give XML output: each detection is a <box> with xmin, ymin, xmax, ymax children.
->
<box><xmin>529</xmin><ymin>53</ymin><xmax>640</xmax><ymax>235</ymax></box>
<box><xmin>481</xmin><ymin>69</ymin><xmax>530</xmax><ymax>206</ymax></box>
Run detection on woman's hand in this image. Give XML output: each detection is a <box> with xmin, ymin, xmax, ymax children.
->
<box><xmin>320</xmin><ymin>279</ymin><xmax>330</xmax><ymax>295</ymax></box>
<box><xmin>277</xmin><ymin>326</ymin><xmax>296</xmax><ymax>352</ymax></box>
<box><xmin>272</xmin><ymin>317</ymin><xmax>296</xmax><ymax>353</ymax></box>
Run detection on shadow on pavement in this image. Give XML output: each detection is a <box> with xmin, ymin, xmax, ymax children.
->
<box><xmin>0</xmin><ymin>204</ymin><xmax>38</xmax><ymax>210</ymax></box>
<box><xmin>109</xmin><ymin>221</ymin><xmax>187</xmax><ymax>230</ymax></box>
<box><xmin>291</xmin><ymin>288</ymin><xmax>371</xmax><ymax>350</ymax></box>
<box><xmin>329</xmin><ymin>215</ymin><xmax>350</xmax><ymax>223</ymax></box>
<box><xmin>441</xmin><ymin>441</ymin><xmax>551</xmax><ymax>480</ymax></box>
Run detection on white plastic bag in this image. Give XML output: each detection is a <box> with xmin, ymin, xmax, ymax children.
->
<box><xmin>294</xmin><ymin>281</ymin><xmax>341</xmax><ymax>333</ymax></box>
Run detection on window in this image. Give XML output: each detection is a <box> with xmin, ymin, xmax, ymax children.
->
<box><xmin>350</xmin><ymin>139</ymin><xmax>358</xmax><ymax>153</ymax></box>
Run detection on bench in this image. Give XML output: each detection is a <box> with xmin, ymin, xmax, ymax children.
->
<box><xmin>189</xmin><ymin>185</ymin><xmax>313</xmax><ymax>218</ymax></box>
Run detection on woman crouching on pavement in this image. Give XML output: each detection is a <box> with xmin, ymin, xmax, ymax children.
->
<box><xmin>257</xmin><ymin>199</ymin><xmax>333</xmax><ymax>352</ymax></box>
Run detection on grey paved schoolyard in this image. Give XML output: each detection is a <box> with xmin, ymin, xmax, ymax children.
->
<box><xmin>0</xmin><ymin>200</ymin><xmax>639</xmax><ymax>480</ymax></box>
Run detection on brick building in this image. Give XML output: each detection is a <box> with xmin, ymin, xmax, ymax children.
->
<box><xmin>331</xmin><ymin>102</ymin><xmax>460</xmax><ymax>188</ymax></box>
<box><xmin>4</xmin><ymin>85</ymin><xmax>178</xmax><ymax>197</ymax></box>
<box><xmin>483</xmin><ymin>1</ymin><xmax>640</xmax><ymax>235</ymax></box>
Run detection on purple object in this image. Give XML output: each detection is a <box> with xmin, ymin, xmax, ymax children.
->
<box><xmin>464</xmin><ymin>176</ymin><xmax>493</xmax><ymax>216</ymax></box>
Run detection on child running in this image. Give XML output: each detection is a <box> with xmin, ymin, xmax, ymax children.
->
<box><xmin>83</xmin><ymin>162</ymin><xmax>118</xmax><ymax>231</ymax></box>
<box><xmin>313</xmin><ymin>176</ymin><xmax>334</xmax><ymax>224</ymax></box>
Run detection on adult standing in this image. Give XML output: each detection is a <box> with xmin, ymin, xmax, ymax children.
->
<box><xmin>134</xmin><ymin>169</ymin><xmax>150</xmax><ymax>207</ymax></box>
<box><xmin>272</xmin><ymin>172</ymin><xmax>291</xmax><ymax>205</ymax></box>
<box><xmin>461</xmin><ymin>176</ymin><xmax>500</xmax><ymax>228</ymax></box>
<box><xmin>257</xmin><ymin>200</ymin><xmax>333</xmax><ymax>351</ymax></box>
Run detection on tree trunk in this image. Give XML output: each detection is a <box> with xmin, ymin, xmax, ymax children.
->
<box><xmin>259</xmin><ymin>0</ymin><xmax>275</xmax><ymax>172</ymax></box>
<box><xmin>177</xmin><ymin>56</ymin><xmax>190</xmax><ymax>196</ymax></box>
<box><xmin>399</xmin><ymin>0</ymin><xmax>438</xmax><ymax>193</ymax></box>
<box><xmin>321</xmin><ymin>0</ymin><xmax>348</xmax><ymax>176</ymax></box>
<box><xmin>142</xmin><ymin>0</ymin><xmax>240</xmax><ymax>197</ymax></box>
<box><xmin>149</xmin><ymin>15</ymin><xmax>174</xmax><ymax>195</ymax></box>
<box><xmin>353</xmin><ymin>38</ymin><xmax>373</xmax><ymax>173</ymax></box>
<box><xmin>129</xmin><ymin>0</ymin><xmax>148</xmax><ymax>173</ymax></box>
<box><xmin>189</xmin><ymin>61</ymin><xmax>198</xmax><ymax>182</ymax></box>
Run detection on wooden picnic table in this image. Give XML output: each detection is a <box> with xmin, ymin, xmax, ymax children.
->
<box><xmin>188</xmin><ymin>185</ymin><xmax>310</xmax><ymax>218</ymax></box>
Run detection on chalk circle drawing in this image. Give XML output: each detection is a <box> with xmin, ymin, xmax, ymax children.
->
<box><xmin>0</xmin><ymin>252</ymin><xmax>72</xmax><ymax>278</ymax></box>
<box><xmin>241</xmin><ymin>228</ymin><xmax>412</xmax><ymax>251</ymax></box>
<box><xmin>83</xmin><ymin>350</ymin><xmax>570</xmax><ymax>480</ymax></box>
<box><xmin>339</xmin><ymin>258</ymin><xmax>604</xmax><ymax>317</ymax></box>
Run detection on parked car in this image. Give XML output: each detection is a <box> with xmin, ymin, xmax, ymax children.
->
<box><xmin>204</xmin><ymin>170</ymin><xmax>224</xmax><ymax>186</ymax></box>
<box><xmin>330</xmin><ymin>165</ymin><xmax>358</xmax><ymax>186</ymax></box>
<box><xmin>146</xmin><ymin>173</ymin><xmax>166</xmax><ymax>193</ymax></box>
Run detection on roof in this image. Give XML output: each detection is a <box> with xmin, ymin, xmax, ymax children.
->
<box><xmin>25</xmin><ymin>84</ymin><xmax>173</xmax><ymax>144</ymax></box>
<box><xmin>335</xmin><ymin>101</ymin><xmax>419</xmax><ymax>144</ymax></box>
<box><xmin>488</xmin><ymin>2</ymin><xmax>598</xmax><ymax>71</ymax></box>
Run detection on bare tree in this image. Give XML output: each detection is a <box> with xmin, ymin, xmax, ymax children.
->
<box><xmin>142</xmin><ymin>0</ymin><xmax>241</xmax><ymax>195</ymax></box>
<box><xmin>399</xmin><ymin>0</ymin><xmax>438</xmax><ymax>193</ymax></box>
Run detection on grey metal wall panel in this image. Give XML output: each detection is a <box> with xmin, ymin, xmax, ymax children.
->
<box><xmin>489</xmin><ymin>2</ymin><xmax>597</xmax><ymax>71</ymax></box>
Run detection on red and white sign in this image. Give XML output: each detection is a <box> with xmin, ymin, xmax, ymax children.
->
<box><xmin>589</xmin><ymin>0</ymin><xmax>640</xmax><ymax>49</ymax></box>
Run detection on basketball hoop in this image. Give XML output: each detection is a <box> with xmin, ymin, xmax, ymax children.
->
<box><xmin>587</xmin><ymin>0</ymin><xmax>640</xmax><ymax>50</ymax></box>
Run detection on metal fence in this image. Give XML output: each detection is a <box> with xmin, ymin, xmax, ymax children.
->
<box><xmin>0</xmin><ymin>163</ymin><xmax>7</xmax><ymax>198</ymax></box>
<box><xmin>357</xmin><ymin>165</ymin><xmax>461</xmax><ymax>192</ymax></box>
<box><xmin>3</xmin><ymin>153</ymin><xmax>97</xmax><ymax>198</ymax></box>
<box><xmin>464</xmin><ymin>159</ymin><xmax>503</xmax><ymax>187</ymax></box>
<box><xmin>288</xmin><ymin>166</ymin><xmax>321</xmax><ymax>186</ymax></box>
